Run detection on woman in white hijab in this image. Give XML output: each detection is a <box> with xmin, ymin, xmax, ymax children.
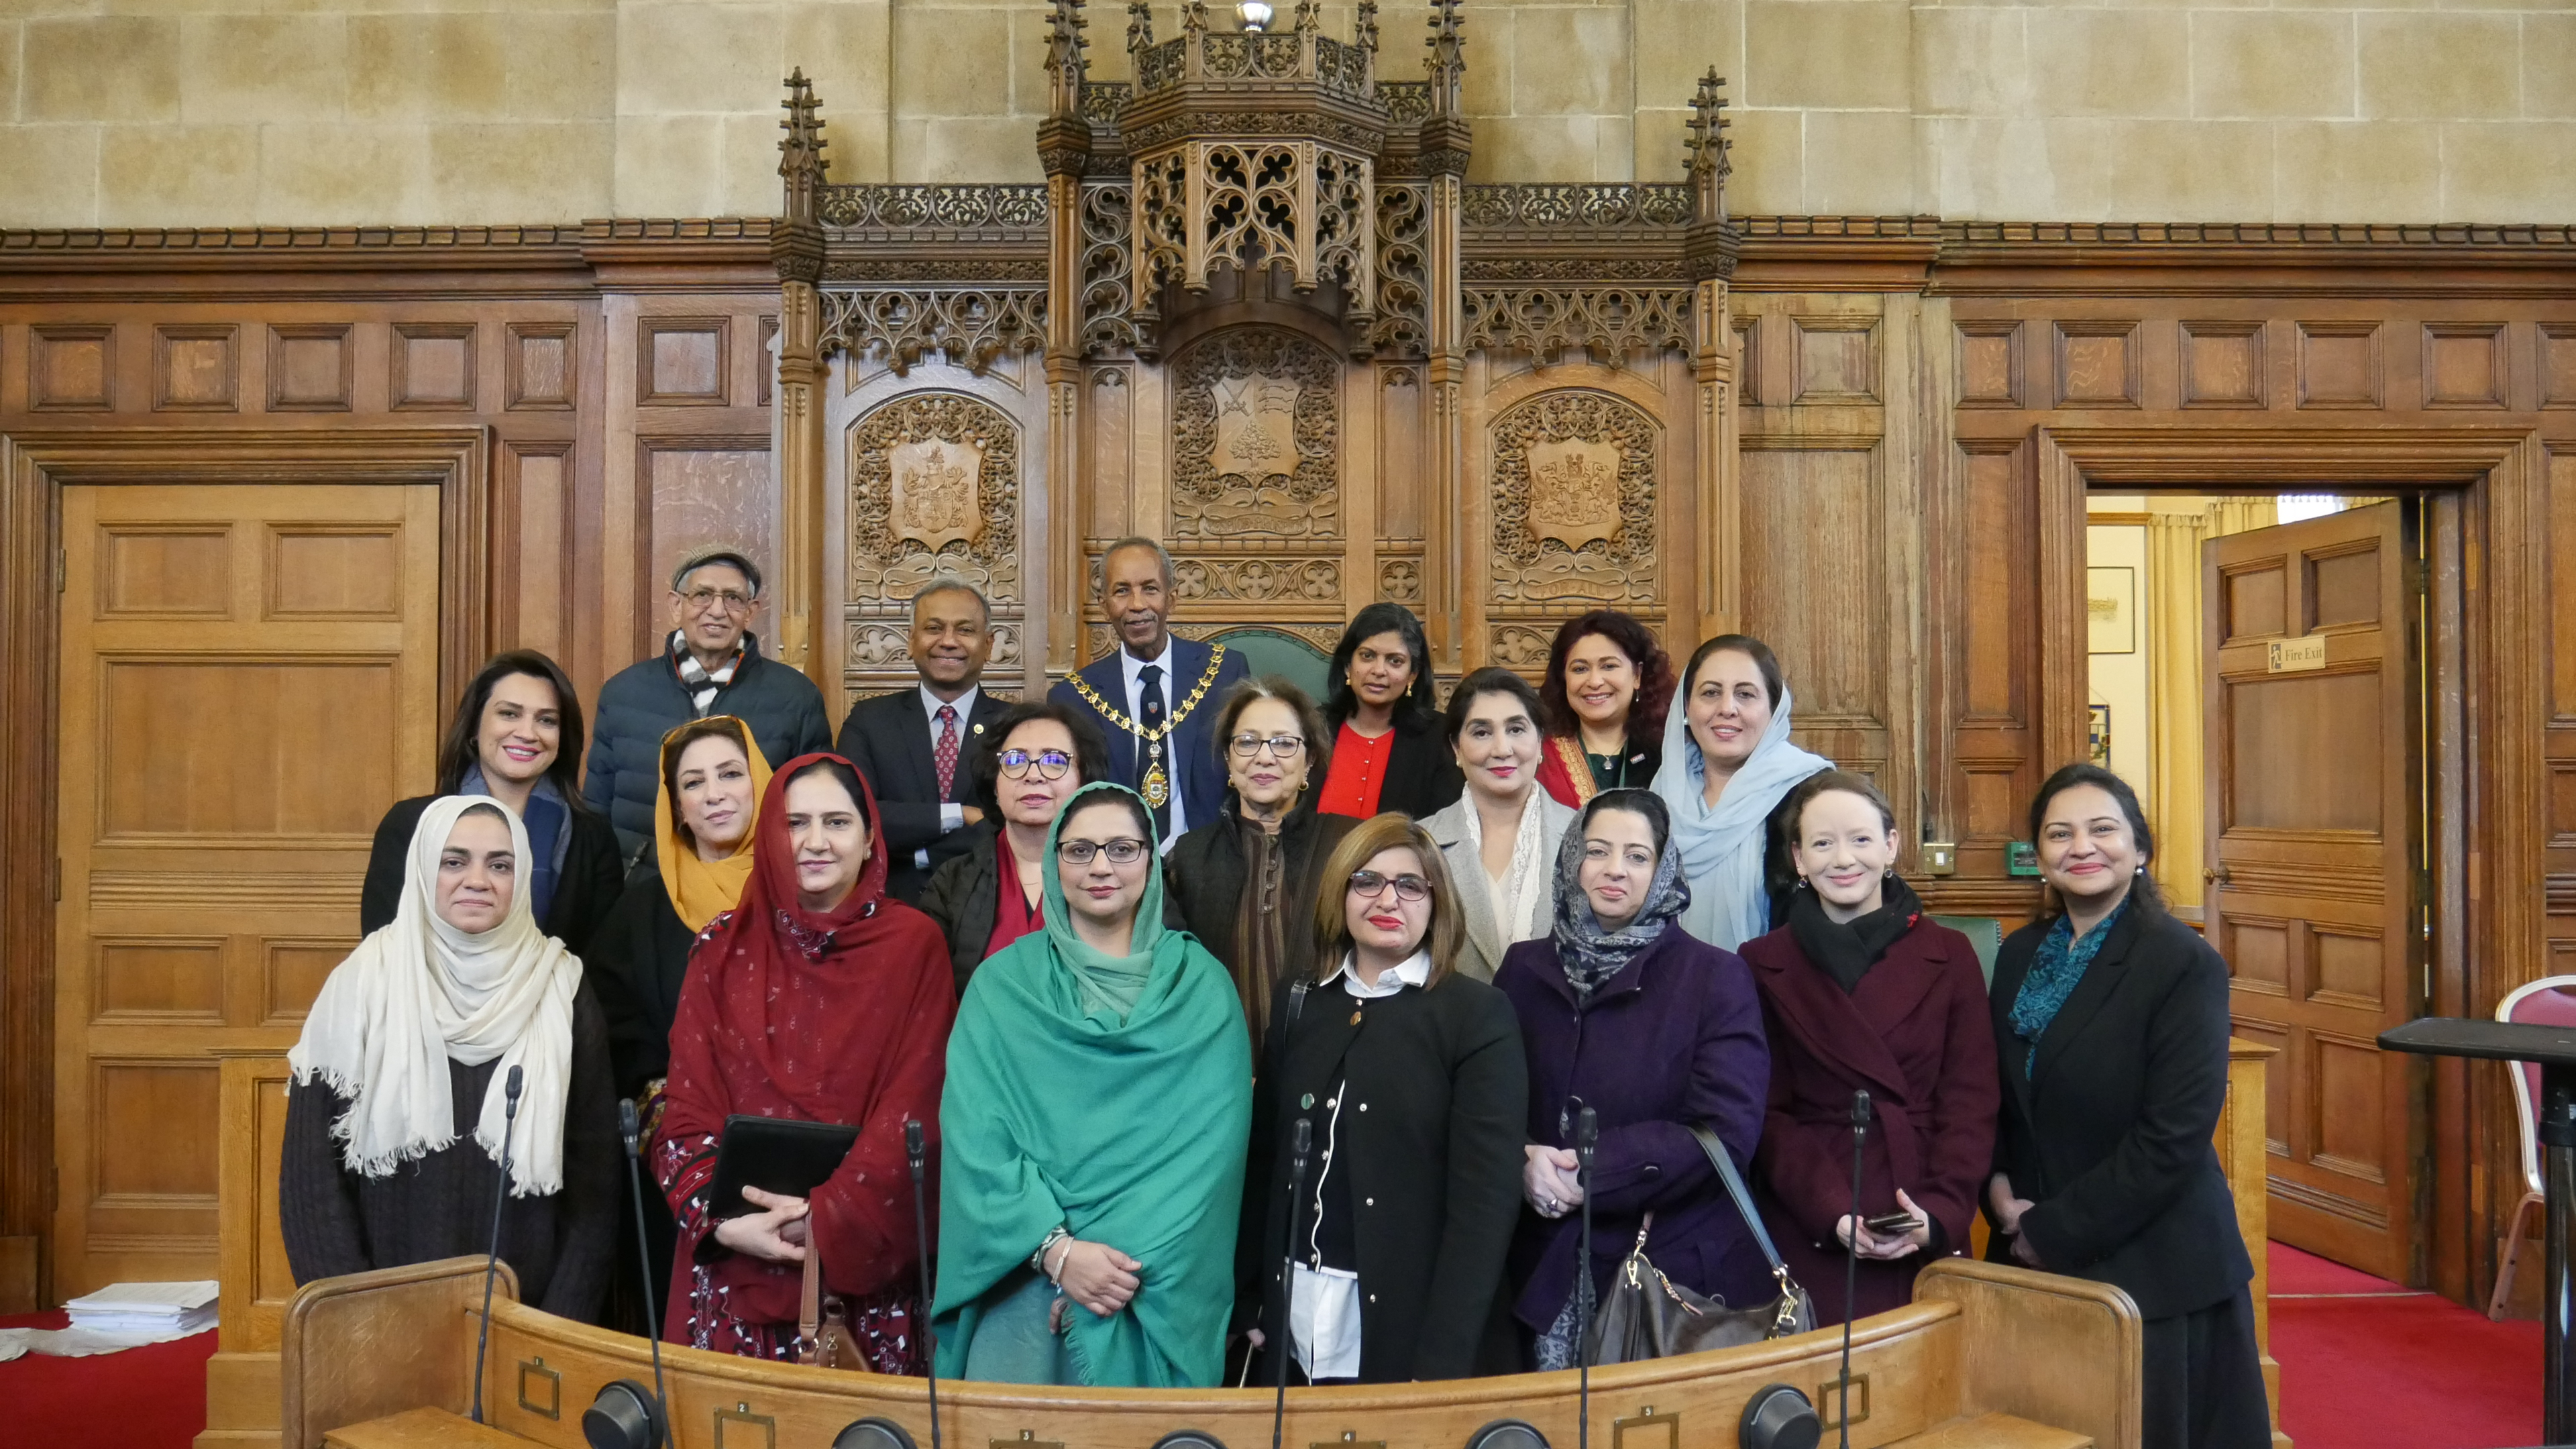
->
<box><xmin>281</xmin><ymin>796</ymin><xmax>621</xmax><ymax>1322</ymax></box>
<box><xmin>1650</xmin><ymin>635</ymin><xmax>1834</xmax><ymax>951</ymax></box>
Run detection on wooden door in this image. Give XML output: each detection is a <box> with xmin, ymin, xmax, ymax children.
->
<box><xmin>54</xmin><ymin>484</ymin><xmax>441</xmax><ymax>1298</ymax></box>
<box><xmin>2203</xmin><ymin>500</ymin><xmax>2421</xmax><ymax>1283</ymax></box>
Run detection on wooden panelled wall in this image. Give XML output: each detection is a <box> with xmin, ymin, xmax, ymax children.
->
<box><xmin>0</xmin><ymin>221</ymin><xmax>2573</xmax><ymax>1311</ymax></box>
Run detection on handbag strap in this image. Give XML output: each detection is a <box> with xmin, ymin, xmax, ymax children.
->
<box><xmin>1686</xmin><ymin>1124</ymin><xmax>1792</xmax><ymax>1279</ymax></box>
<box><xmin>798</xmin><ymin>1240</ymin><xmax>822</xmax><ymax>1350</ymax></box>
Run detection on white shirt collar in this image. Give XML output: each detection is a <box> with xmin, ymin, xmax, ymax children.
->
<box><xmin>1327</xmin><ymin>948</ymin><xmax>1433</xmax><ymax>1000</ymax></box>
<box><xmin>1118</xmin><ymin>637</ymin><xmax>1177</xmax><ymax>695</ymax></box>
<box><xmin>919</xmin><ymin>682</ymin><xmax>980</xmax><ymax>729</ymax></box>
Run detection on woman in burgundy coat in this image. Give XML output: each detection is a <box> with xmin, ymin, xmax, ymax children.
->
<box><xmin>1741</xmin><ymin>771</ymin><xmax>1998</xmax><ymax>1326</ymax></box>
<box><xmin>1494</xmin><ymin>788</ymin><xmax>1771</xmax><ymax>1371</ymax></box>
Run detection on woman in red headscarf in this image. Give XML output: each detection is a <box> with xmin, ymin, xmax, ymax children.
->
<box><xmin>652</xmin><ymin>753</ymin><xmax>958</xmax><ymax>1368</ymax></box>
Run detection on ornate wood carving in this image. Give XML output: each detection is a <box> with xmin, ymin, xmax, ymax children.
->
<box><xmin>819</xmin><ymin>287</ymin><xmax>1047</xmax><ymax>374</ymax></box>
<box><xmin>1462</xmin><ymin>287</ymin><xmax>1691</xmax><ymax>363</ymax></box>
<box><xmin>1488</xmin><ymin>390</ymin><xmax>1659</xmax><ymax>606</ymax></box>
<box><xmin>1167</xmin><ymin>326</ymin><xmax>1340</xmax><ymax>539</ymax></box>
<box><xmin>847</xmin><ymin>392</ymin><xmax>1023</xmax><ymax>604</ymax></box>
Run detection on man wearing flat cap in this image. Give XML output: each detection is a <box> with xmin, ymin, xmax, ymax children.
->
<box><xmin>583</xmin><ymin>545</ymin><xmax>833</xmax><ymax>860</ymax></box>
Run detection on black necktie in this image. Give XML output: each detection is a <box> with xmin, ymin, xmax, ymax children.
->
<box><xmin>1138</xmin><ymin>662</ymin><xmax>1169</xmax><ymax>838</ymax></box>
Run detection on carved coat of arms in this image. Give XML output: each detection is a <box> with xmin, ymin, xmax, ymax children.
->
<box><xmin>1525</xmin><ymin>439</ymin><xmax>1623</xmax><ymax>550</ymax></box>
<box><xmin>1209</xmin><ymin>373</ymin><xmax>1301</xmax><ymax>480</ymax></box>
<box><xmin>888</xmin><ymin>437</ymin><xmax>983</xmax><ymax>551</ymax></box>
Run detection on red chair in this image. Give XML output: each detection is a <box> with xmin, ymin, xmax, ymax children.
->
<box><xmin>2492</xmin><ymin>975</ymin><xmax>2576</xmax><ymax>1320</ymax></box>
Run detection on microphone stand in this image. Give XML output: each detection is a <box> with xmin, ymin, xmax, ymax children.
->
<box><xmin>1575</xmin><ymin>1105</ymin><xmax>1599</xmax><ymax>1449</ymax></box>
<box><xmin>618</xmin><ymin>1098</ymin><xmax>669</xmax><ymax>1447</ymax></box>
<box><xmin>906</xmin><ymin>1120</ymin><xmax>943</xmax><ymax>1449</ymax></box>
<box><xmin>1274</xmin><ymin>1116</ymin><xmax>1311</xmax><ymax>1449</ymax></box>
<box><xmin>1839</xmin><ymin>1090</ymin><xmax>1872</xmax><ymax>1449</ymax></box>
<box><xmin>471</xmin><ymin>1065</ymin><xmax>525</xmax><ymax>1425</ymax></box>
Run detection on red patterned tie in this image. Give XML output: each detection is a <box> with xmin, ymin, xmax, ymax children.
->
<box><xmin>934</xmin><ymin>704</ymin><xmax>961</xmax><ymax>800</ymax></box>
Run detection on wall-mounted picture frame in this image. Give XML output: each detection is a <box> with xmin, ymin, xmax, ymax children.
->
<box><xmin>2088</xmin><ymin>703</ymin><xmax>2112</xmax><ymax>768</ymax></box>
<box><xmin>2087</xmin><ymin>565</ymin><xmax>2135</xmax><ymax>654</ymax></box>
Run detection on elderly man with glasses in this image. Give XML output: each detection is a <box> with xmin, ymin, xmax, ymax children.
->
<box><xmin>582</xmin><ymin>545</ymin><xmax>833</xmax><ymax>859</ymax></box>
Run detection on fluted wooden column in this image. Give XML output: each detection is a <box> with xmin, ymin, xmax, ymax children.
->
<box><xmin>1038</xmin><ymin>0</ymin><xmax>1091</xmax><ymax>686</ymax></box>
<box><xmin>1684</xmin><ymin>72</ymin><xmax>1740</xmax><ymax>642</ymax></box>
<box><xmin>1419</xmin><ymin>1</ymin><xmax>1470</xmax><ymax>675</ymax></box>
<box><xmin>773</xmin><ymin>72</ymin><xmax>833</xmax><ymax>715</ymax></box>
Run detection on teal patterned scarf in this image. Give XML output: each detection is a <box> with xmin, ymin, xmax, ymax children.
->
<box><xmin>2008</xmin><ymin>898</ymin><xmax>2130</xmax><ymax>1077</ymax></box>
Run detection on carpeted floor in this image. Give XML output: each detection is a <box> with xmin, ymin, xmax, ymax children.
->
<box><xmin>0</xmin><ymin>1309</ymin><xmax>215</xmax><ymax>1449</ymax></box>
<box><xmin>0</xmin><ymin>1245</ymin><xmax>2551</xmax><ymax>1449</ymax></box>
<box><xmin>2269</xmin><ymin>1241</ymin><xmax>2543</xmax><ymax>1449</ymax></box>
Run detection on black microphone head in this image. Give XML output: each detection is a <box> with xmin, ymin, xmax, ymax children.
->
<box><xmin>506</xmin><ymin>1063</ymin><xmax>525</xmax><ymax>1099</ymax></box>
<box><xmin>1576</xmin><ymin>1104</ymin><xmax>1599</xmax><ymax>1155</ymax></box>
<box><xmin>617</xmin><ymin>1097</ymin><xmax>641</xmax><ymax>1152</ymax></box>
<box><xmin>1291</xmin><ymin>1117</ymin><xmax>1312</xmax><ymax>1155</ymax></box>
<box><xmin>905</xmin><ymin>1118</ymin><xmax>926</xmax><ymax>1158</ymax></box>
<box><xmin>1849</xmin><ymin>1089</ymin><xmax>1872</xmax><ymax>1126</ymax></box>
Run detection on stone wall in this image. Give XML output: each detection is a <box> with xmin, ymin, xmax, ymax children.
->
<box><xmin>0</xmin><ymin>0</ymin><xmax>2567</xmax><ymax>227</ymax></box>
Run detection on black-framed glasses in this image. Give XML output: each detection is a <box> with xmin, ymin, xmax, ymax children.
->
<box><xmin>1227</xmin><ymin>733</ymin><xmax>1305</xmax><ymax>759</ymax></box>
<box><xmin>1348</xmin><ymin>869</ymin><xmax>1431</xmax><ymax>902</ymax></box>
<box><xmin>681</xmin><ymin>586</ymin><xmax>753</xmax><ymax>615</ymax></box>
<box><xmin>1058</xmin><ymin>837</ymin><xmax>1150</xmax><ymax>866</ymax></box>
<box><xmin>1000</xmin><ymin>748</ymin><xmax>1074</xmax><ymax>780</ymax></box>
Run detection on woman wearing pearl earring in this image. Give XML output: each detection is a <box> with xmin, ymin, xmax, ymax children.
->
<box><xmin>1739</xmin><ymin>771</ymin><xmax>1998</xmax><ymax>1327</ymax></box>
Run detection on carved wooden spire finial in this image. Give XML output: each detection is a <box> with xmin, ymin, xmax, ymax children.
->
<box><xmin>1685</xmin><ymin>68</ymin><xmax>1731</xmax><ymax>224</ymax></box>
<box><xmin>1045</xmin><ymin>0</ymin><xmax>1090</xmax><ymax>120</ymax></box>
<box><xmin>1292</xmin><ymin>0</ymin><xmax>1319</xmax><ymax>34</ymax></box>
<box><xmin>1183</xmin><ymin>0</ymin><xmax>1209</xmax><ymax>41</ymax></box>
<box><xmin>1126</xmin><ymin>0</ymin><xmax>1155</xmax><ymax>56</ymax></box>
<box><xmin>778</xmin><ymin>68</ymin><xmax>828</xmax><ymax>226</ymax></box>
<box><xmin>1355</xmin><ymin>0</ymin><xmax>1379</xmax><ymax>54</ymax></box>
<box><xmin>1425</xmin><ymin>0</ymin><xmax>1465</xmax><ymax>117</ymax></box>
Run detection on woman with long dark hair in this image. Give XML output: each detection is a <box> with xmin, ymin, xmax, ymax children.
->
<box><xmin>1534</xmin><ymin>610</ymin><xmax>1674</xmax><ymax>809</ymax></box>
<box><xmin>1317</xmin><ymin>602</ymin><xmax>1462</xmax><ymax>819</ymax></box>
<box><xmin>361</xmin><ymin>650</ymin><xmax>623</xmax><ymax>959</ymax></box>
<box><xmin>1985</xmin><ymin>763</ymin><xmax>2268</xmax><ymax>1449</ymax></box>
<box><xmin>651</xmin><ymin>755</ymin><xmax>956</xmax><ymax>1366</ymax></box>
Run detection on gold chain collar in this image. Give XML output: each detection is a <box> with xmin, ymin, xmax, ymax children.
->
<box><xmin>1066</xmin><ymin>642</ymin><xmax>1230</xmax><ymax>743</ymax></box>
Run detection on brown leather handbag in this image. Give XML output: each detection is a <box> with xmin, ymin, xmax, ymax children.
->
<box><xmin>798</xmin><ymin>1244</ymin><xmax>863</xmax><ymax>1371</ymax></box>
<box><xmin>1586</xmin><ymin>1126</ymin><xmax>1815</xmax><ymax>1365</ymax></box>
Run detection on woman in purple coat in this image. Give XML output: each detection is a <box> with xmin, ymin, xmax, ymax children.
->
<box><xmin>1494</xmin><ymin>788</ymin><xmax>1770</xmax><ymax>1371</ymax></box>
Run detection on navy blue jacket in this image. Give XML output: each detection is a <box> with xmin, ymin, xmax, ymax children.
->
<box><xmin>1047</xmin><ymin>636</ymin><xmax>1250</xmax><ymax>837</ymax></box>
<box><xmin>580</xmin><ymin>633</ymin><xmax>832</xmax><ymax>859</ymax></box>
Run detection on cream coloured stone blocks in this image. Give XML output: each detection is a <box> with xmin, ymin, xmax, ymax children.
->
<box><xmin>0</xmin><ymin>0</ymin><xmax>2567</xmax><ymax>228</ymax></box>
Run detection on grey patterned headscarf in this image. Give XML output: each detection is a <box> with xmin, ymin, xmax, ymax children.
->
<box><xmin>1548</xmin><ymin>789</ymin><xmax>1693</xmax><ymax>996</ymax></box>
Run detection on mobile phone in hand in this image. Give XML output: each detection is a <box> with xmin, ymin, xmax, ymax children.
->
<box><xmin>1863</xmin><ymin>1211</ymin><xmax>1923</xmax><ymax>1236</ymax></box>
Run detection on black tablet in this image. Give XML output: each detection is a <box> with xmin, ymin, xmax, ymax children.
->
<box><xmin>705</xmin><ymin>1114</ymin><xmax>861</xmax><ymax>1220</ymax></box>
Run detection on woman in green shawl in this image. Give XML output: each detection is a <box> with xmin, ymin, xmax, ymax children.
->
<box><xmin>933</xmin><ymin>782</ymin><xmax>1252</xmax><ymax>1388</ymax></box>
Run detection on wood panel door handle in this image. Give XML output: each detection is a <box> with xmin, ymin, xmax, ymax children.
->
<box><xmin>2204</xmin><ymin>865</ymin><xmax>2233</xmax><ymax>884</ymax></box>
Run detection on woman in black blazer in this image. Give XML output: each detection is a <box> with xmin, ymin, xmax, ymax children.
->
<box><xmin>1315</xmin><ymin>603</ymin><xmax>1463</xmax><ymax>820</ymax></box>
<box><xmin>917</xmin><ymin>700</ymin><xmax>1113</xmax><ymax>993</ymax></box>
<box><xmin>1984</xmin><ymin>763</ymin><xmax>2269</xmax><ymax>1449</ymax></box>
<box><xmin>360</xmin><ymin>651</ymin><xmax>623</xmax><ymax>961</ymax></box>
<box><xmin>1238</xmin><ymin>812</ymin><xmax>1527</xmax><ymax>1385</ymax></box>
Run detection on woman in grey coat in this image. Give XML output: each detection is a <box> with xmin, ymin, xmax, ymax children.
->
<box><xmin>1421</xmin><ymin>669</ymin><xmax>1578</xmax><ymax>983</ymax></box>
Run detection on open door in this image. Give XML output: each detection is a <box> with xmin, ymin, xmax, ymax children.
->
<box><xmin>2202</xmin><ymin>500</ymin><xmax>2421</xmax><ymax>1282</ymax></box>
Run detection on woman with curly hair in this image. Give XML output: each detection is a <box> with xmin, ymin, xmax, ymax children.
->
<box><xmin>1534</xmin><ymin>610</ymin><xmax>1675</xmax><ymax>810</ymax></box>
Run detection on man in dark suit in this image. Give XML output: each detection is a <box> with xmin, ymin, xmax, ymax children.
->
<box><xmin>835</xmin><ymin>578</ymin><xmax>1011</xmax><ymax>904</ymax></box>
<box><xmin>1049</xmin><ymin>536</ymin><xmax>1249</xmax><ymax>849</ymax></box>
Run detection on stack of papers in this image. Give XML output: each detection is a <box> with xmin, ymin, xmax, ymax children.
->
<box><xmin>62</xmin><ymin>1281</ymin><xmax>219</xmax><ymax>1338</ymax></box>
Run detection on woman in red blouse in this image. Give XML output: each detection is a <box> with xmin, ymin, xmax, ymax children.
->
<box><xmin>1533</xmin><ymin>610</ymin><xmax>1675</xmax><ymax>810</ymax></box>
<box><xmin>917</xmin><ymin>701</ymin><xmax>1114</xmax><ymax>996</ymax></box>
<box><xmin>1318</xmin><ymin>602</ymin><xmax>1462</xmax><ymax>819</ymax></box>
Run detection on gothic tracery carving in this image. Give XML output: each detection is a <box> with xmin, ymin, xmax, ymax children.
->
<box><xmin>1169</xmin><ymin>327</ymin><xmax>1340</xmax><ymax>539</ymax></box>
<box><xmin>821</xmin><ymin>288</ymin><xmax>1047</xmax><ymax>373</ymax></box>
<box><xmin>1079</xmin><ymin>182</ymin><xmax>1140</xmax><ymax>354</ymax></box>
<box><xmin>1462</xmin><ymin>288</ymin><xmax>1692</xmax><ymax>363</ymax></box>
<box><xmin>848</xmin><ymin>392</ymin><xmax>1022</xmax><ymax>602</ymax></box>
<box><xmin>1489</xmin><ymin>390</ymin><xmax>1658</xmax><ymax>604</ymax></box>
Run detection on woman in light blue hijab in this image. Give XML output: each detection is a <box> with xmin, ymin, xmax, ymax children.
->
<box><xmin>1649</xmin><ymin>635</ymin><xmax>1832</xmax><ymax>951</ymax></box>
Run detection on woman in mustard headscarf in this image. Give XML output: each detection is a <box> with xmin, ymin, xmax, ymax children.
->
<box><xmin>586</xmin><ymin>715</ymin><xmax>772</xmax><ymax>1330</ymax></box>
<box><xmin>934</xmin><ymin>782</ymin><xmax>1252</xmax><ymax>1388</ymax></box>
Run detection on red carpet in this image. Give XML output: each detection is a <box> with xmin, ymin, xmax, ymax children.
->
<box><xmin>0</xmin><ymin>1309</ymin><xmax>215</xmax><ymax>1449</ymax></box>
<box><xmin>2268</xmin><ymin>1242</ymin><xmax>2543</xmax><ymax>1449</ymax></box>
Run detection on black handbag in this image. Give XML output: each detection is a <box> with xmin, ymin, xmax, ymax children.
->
<box><xmin>1586</xmin><ymin>1125</ymin><xmax>1815</xmax><ymax>1364</ymax></box>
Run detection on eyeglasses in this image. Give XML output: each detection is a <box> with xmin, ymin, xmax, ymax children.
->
<box><xmin>682</xmin><ymin>587</ymin><xmax>753</xmax><ymax>615</ymax></box>
<box><xmin>1348</xmin><ymin>869</ymin><xmax>1431</xmax><ymax>902</ymax></box>
<box><xmin>1228</xmin><ymin>733</ymin><xmax>1305</xmax><ymax>759</ymax></box>
<box><xmin>1058</xmin><ymin>837</ymin><xmax>1150</xmax><ymax>866</ymax></box>
<box><xmin>1000</xmin><ymin>748</ymin><xmax>1074</xmax><ymax>781</ymax></box>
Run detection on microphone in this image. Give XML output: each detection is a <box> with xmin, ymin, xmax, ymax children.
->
<box><xmin>1575</xmin><ymin>1104</ymin><xmax>1600</xmax><ymax>1449</ymax></box>
<box><xmin>472</xmin><ymin>1065</ymin><xmax>525</xmax><ymax>1425</ymax></box>
<box><xmin>906</xmin><ymin>1120</ymin><xmax>943</xmax><ymax>1449</ymax></box>
<box><xmin>1838</xmin><ymin>1090</ymin><xmax>1872</xmax><ymax>1449</ymax></box>
<box><xmin>585</xmin><ymin>1097</ymin><xmax>669</xmax><ymax>1449</ymax></box>
<box><xmin>1275</xmin><ymin>1116</ymin><xmax>1312</xmax><ymax>1449</ymax></box>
